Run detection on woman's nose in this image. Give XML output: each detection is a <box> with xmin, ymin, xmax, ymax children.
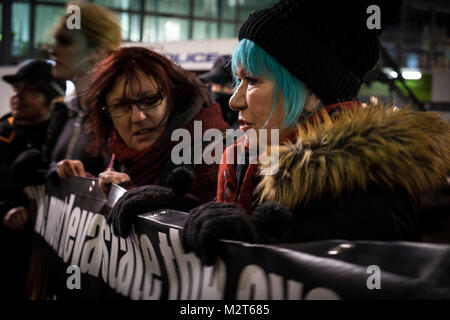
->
<box><xmin>130</xmin><ymin>104</ymin><xmax>147</xmax><ymax>122</ymax></box>
<box><xmin>229</xmin><ymin>82</ymin><xmax>247</xmax><ymax>111</ymax></box>
<box><xmin>48</xmin><ymin>44</ymin><xmax>57</xmax><ymax>58</ymax></box>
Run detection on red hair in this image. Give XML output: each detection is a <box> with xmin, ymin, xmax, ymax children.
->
<box><xmin>86</xmin><ymin>46</ymin><xmax>209</xmax><ymax>153</ymax></box>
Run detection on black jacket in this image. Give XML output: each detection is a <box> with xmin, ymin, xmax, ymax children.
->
<box><xmin>0</xmin><ymin>113</ymin><xmax>49</xmax><ymax>216</ymax></box>
<box><xmin>254</xmin><ymin>105</ymin><xmax>450</xmax><ymax>243</ymax></box>
<box><xmin>0</xmin><ymin>112</ymin><xmax>53</xmax><ymax>299</ymax></box>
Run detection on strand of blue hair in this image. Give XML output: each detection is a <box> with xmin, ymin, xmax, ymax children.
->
<box><xmin>231</xmin><ymin>39</ymin><xmax>307</xmax><ymax>128</ymax></box>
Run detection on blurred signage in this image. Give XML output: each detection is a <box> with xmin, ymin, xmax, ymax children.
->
<box><xmin>122</xmin><ymin>38</ymin><xmax>239</xmax><ymax>71</ymax></box>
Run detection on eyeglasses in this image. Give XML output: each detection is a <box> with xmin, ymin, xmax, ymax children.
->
<box><xmin>103</xmin><ymin>91</ymin><xmax>164</xmax><ymax>118</ymax></box>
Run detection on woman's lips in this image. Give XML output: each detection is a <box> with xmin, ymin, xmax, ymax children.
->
<box><xmin>238</xmin><ymin>119</ymin><xmax>253</xmax><ymax>131</ymax></box>
<box><xmin>133</xmin><ymin>128</ymin><xmax>153</xmax><ymax>136</ymax></box>
<box><xmin>132</xmin><ymin>129</ymin><xmax>154</xmax><ymax>144</ymax></box>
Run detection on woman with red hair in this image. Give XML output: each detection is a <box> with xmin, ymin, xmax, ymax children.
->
<box><xmin>57</xmin><ymin>47</ymin><xmax>229</xmax><ymax>233</ymax></box>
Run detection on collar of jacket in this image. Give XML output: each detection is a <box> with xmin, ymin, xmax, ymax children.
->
<box><xmin>0</xmin><ymin>115</ymin><xmax>49</xmax><ymax>144</ymax></box>
<box><xmin>255</xmin><ymin>104</ymin><xmax>450</xmax><ymax>210</ymax></box>
<box><xmin>0</xmin><ymin>116</ymin><xmax>15</xmax><ymax>144</ymax></box>
<box><xmin>304</xmin><ymin>100</ymin><xmax>362</xmax><ymax>125</ymax></box>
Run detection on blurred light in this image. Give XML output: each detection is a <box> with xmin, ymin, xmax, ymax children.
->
<box><xmin>164</xmin><ymin>21</ymin><xmax>181</xmax><ymax>42</ymax></box>
<box><xmin>388</xmin><ymin>70</ymin><xmax>398</xmax><ymax>78</ymax></box>
<box><xmin>402</xmin><ymin>70</ymin><xmax>422</xmax><ymax>80</ymax></box>
<box><xmin>370</xmin><ymin>96</ymin><xmax>379</xmax><ymax>105</ymax></box>
<box><xmin>382</xmin><ymin>67</ymin><xmax>398</xmax><ymax>79</ymax></box>
<box><xmin>65</xmin><ymin>80</ymin><xmax>75</xmax><ymax>96</ymax></box>
<box><xmin>328</xmin><ymin>250</ymin><xmax>339</xmax><ymax>255</ymax></box>
<box><xmin>406</xmin><ymin>53</ymin><xmax>419</xmax><ymax>68</ymax></box>
<box><xmin>382</xmin><ymin>68</ymin><xmax>422</xmax><ymax>80</ymax></box>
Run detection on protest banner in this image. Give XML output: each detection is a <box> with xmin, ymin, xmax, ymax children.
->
<box><xmin>24</xmin><ymin>176</ymin><xmax>450</xmax><ymax>300</ymax></box>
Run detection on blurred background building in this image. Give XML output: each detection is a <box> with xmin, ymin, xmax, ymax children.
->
<box><xmin>0</xmin><ymin>0</ymin><xmax>450</xmax><ymax>117</ymax></box>
<box><xmin>0</xmin><ymin>0</ymin><xmax>276</xmax><ymax>64</ymax></box>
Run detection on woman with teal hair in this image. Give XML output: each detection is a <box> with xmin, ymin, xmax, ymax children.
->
<box><xmin>180</xmin><ymin>0</ymin><xmax>450</xmax><ymax>265</ymax></box>
<box><xmin>107</xmin><ymin>0</ymin><xmax>450</xmax><ymax>265</ymax></box>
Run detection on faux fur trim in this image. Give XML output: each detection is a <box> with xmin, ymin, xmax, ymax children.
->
<box><xmin>256</xmin><ymin>105</ymin><xmax>450</xmax><ymax>210</ymax></box>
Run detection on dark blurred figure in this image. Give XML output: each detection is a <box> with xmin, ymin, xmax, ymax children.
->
<box><xmin>0</xmin><ymin>59</ymin><xmax>65</xmax><ymax>299</ymax></box>
<box><xmin>46</xmin><ymin>1</ymin><xmax>122</xmax><ymax>179</ymax></box>
<box><xmin>419</xmin><ymin>176</ymin><xmax>450</xmax><ymax>243</ymax></box>
<box><xmin>200</xmin><ymin>55</ymin><xmax>238</xmax><ymax>127</ymax></box>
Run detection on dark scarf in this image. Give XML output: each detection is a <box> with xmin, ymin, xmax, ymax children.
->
<box><xmin>110</xmin><ymin>130</ymin><xmax>168</xmax><ymax>185</ymax></box>
<box><xmin>216</xmin><ymin>100</ymin><xmax>361</xmax><ymax>214</ymax></box>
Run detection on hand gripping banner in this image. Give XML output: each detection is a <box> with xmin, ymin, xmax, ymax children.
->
<box><xmin>24</xmin><ymin>176</ymin><xmax>450</xmax><ymax>299</ymax></box>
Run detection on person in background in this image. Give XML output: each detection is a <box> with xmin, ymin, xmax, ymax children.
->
<box><xmin>48</xmin><ymin>1</ymin><xmax>122</xmax><ymax>178</ymax></box>
<box><xmin>56</xmin><ymin>47</ymin><xmax>229</xmax><ymax>237</ymax></box>
<box><xmin>0</xmin><ymin>59</ymin><xmax>65</xmax><ymax>299</ymax></box>
<box><xmin>199</xmin><ymin>55</ymin><xmax>239</xmax><ymax>128</ymax></box>
<box><xmin>1</xmin><ymin>59</ymin><xmax>66</xmax><ymax>230</ymax></box>
<box><xmin>180</xmin><ymin>0</ymin><xmax>450</xmax><ymax>265</ymax></box>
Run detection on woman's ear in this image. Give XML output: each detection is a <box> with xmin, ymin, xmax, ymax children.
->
<box><xmin>303</xmin><ymin>89</ymin><xmax>321</xmax><ymax>112</ymax></box>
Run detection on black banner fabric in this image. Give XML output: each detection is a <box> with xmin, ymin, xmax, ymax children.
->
<box><xmin>24</xmin><ymin>176</ymin><xmax>450</xmax><ymax>300</ymax></box>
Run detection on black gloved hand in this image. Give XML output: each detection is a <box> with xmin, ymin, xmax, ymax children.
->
<box><xmin>10</xmin><ymin>149</ymin><xmax>47</xmax><ymax>185</ymax></box>
<box><xmin>107</xmin><ymin>167</ymin><xmax>200</xmax><ymax>238</ymax></box>
<box><xmin>251</xmin><ymin>202</ymin><xmax>293</xmax><ymax>243</ymax></box>
<box><xmin>181</xmin><ymin>202</ymin><xmax>259</xmax><ymax>265</ymax></box>
<box><xmin>181</xmin><ymin>201</ymin><xmax>293</xmax><ymax>265</ymax></box>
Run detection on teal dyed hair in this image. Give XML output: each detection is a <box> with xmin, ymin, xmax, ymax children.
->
<box><xmin>231</xmin><ymin>39</ymin><xmax>307</xmax><ymax>128</ymax></box>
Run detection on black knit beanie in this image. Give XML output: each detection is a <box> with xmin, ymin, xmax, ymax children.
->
<box><xmin>239</xmin><ymin>0</ymin><xmax>385</xmax><ymax>105</ymax></box>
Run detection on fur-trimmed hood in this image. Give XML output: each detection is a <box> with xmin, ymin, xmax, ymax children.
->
<box><xmin>256</xmin><ymin>105</ymin><xmax>450</xmax><ymax>210</ymax></box>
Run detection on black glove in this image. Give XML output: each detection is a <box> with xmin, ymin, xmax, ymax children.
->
<box><xmin>10</xmin><ymin>149</ymin><xmax>47</xmax><ymax>185</ymax></box>
<box><xmin>181</xmin><ymin>201</ymin><xmax>293</xmax><ymax>265</ymax></box>
<box><xmin>181</xmin><ymin>202</ymin><xmax>258</xmax><ymax>265</ymax></box>
<box><xmin>251</xmin><ymin>202</ymin><xmax>293</xmax><ymax>242</ymax></box>
<box><xmin>107</xmin><ymin>167</ymin><xmax>200</xmax><ymax>238</ymax></box>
